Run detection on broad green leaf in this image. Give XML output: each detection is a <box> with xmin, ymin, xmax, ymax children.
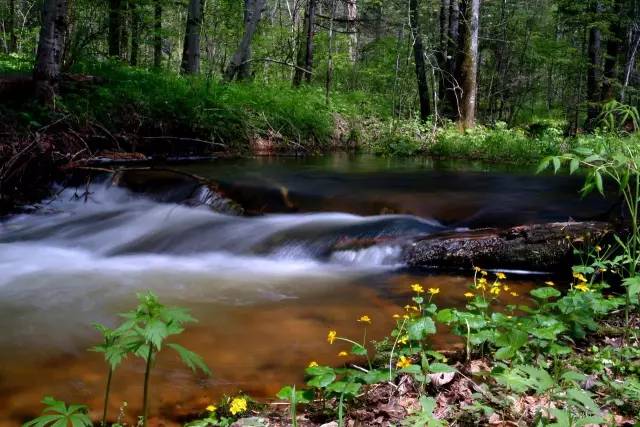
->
<box><xmin>530</xmin><ymin>287</ymin><xmax>561</xmax><ymax>300</ymax></box>
<box><xmin>407</xmin><ymin>317</ymin><xmax>436</xmax><ymax>340</ymax></box>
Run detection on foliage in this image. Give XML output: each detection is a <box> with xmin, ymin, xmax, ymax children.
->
<box><xmin>23</xmin><ymin>397</ymin><xmax>92</xmax><ymax>427</ymax></box>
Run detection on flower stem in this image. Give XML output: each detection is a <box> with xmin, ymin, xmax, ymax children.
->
<box><xmin>101</xmin><ymin>367</ymin><xmax>113</xmax><ymax>427</ymax></box>
<box><xmin>142</xmin><ymin>346</ymin><xmax>154</xmax><ymax>427</ymax></box>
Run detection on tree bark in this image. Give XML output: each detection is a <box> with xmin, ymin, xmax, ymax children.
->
<box><xmin>346</xmin><ymin>0</ymin><xmax>357</xmax><ymax>62</ymax></box>
<box><xmin>409</xmin><ymin>0</ymin><xmax>432</xmax><ymax>121</ymax></box>
<box><xmin>153</xmin><ymin>0</ymin><xmax>163</xmax><ymax>68</ymax></box>
<box><xmin>224</xmin><ymin>0</ymin><xmax>267</xmax><ymax>82</ymax></box>
<box><xmin>293</xmin><ymin>0</ymin><xmax>317</xmax><ymax>86</ymax></box>
<box><xmin>8</xmin><ymin>0</ymin><xmax>17</xmax><ymax>53</ymax></box>
<box><xmin>586</xmin><ymin>3</ymin><xmax>603</xmax><ymax>129</ymax></box>
<box><xmin>438</xmin><ymin>0</ymin><xmax>450</xmax><ymax>107</ymax></box>
<box><xmin>34</xmin><ymin>0</ymin><xmax>67</xmax><ymax>104</ymax></box>
<box><xmin>444</xmin><ymin>0</ymin><xmax>461</xmax><ymax>119</ymax></box>
<box><xmin>108</xmin><ymin>0</ymin><xmax>122</xmax><ymax>57</ymax></box>
<box><xmin>404</xmin><ymin>222</ymin><xmax>612</xmax><ymax>272</ymax></box>
<box><xmin>459</xmin><ymin>0</ymin><xmax>479</xmax><ymax>129</ymax></box>
<box><xmin>181</xmin><ymin>0</ymin><xmax>203</xmax><ymax>75</ymax></box>
<box><xmin>130</xmin><ymin>0</ymin><xmax>140</xmax><ymax>66</ymax></box>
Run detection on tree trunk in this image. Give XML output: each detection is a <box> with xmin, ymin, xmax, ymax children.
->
<box><xmin>224</xmin><ymin>0</ymin><xmax>267</xmax><ymax>82</ymax></box>
<box><xmin>459</xmin><ymin>0</ymin><xmax>479</xmax><ymax>129</ymax></box>
<box><xmin>346</xmin><ymin>0</ymin><xmax>357</xmax><ymax>62</ymax></box>
<box><xmin>293</xmin><ymin>0</ymin><xmax>317</xmax><ymax>86</ymax></box>
<box><xmin>153</xmin><ymin>0</ymin><xmax>163</xmax><ymax>68</ymax></box>
<box><xmin>181</xmin><ymin>0</ymin><xmax>203</xmax><ymax>75</ymax></box>
<box><xmin>130</xmin><ymin>0</ymin><xmax>140</xmax><ymax>66</ymax></box>
<box><xmin>8</xmin><ymin>0</ymin><xmax>17</xmax><ymax>53</ymax></box>
<box><xmin>586</xmin><ymin>3</ymin><xmax>602</xmax><ymax>129</ymax></box>
<box><xmin>120</xmin><ymin>0</ymin><xmax>129</xmax><ymax>59</ymax></box>
<box><xmin>409</xmin><ymin>0</ymin><xmax>431</xmax><ymax>121</ymax></box>
<box><xmin>34</xmin><ymin>0</ymin><xmax>67</xmax><ymax>104</ymax></box>
<box><xmin>404</xmin><ymin>222</ymin><xmax>612</xmax><ymax>272</ymax></box>
<box><xmin>438</xmin><ymin>0</ymin><xmax>450</xmax><ymax>107</ymax></box>
<box><xmin>108</xmin><ymin>0</ymin><xmax>122</xmax><ymax>57</ymax></box>
<box><xmin>324</xmin><ymin>0</ymin><xmax>336</xmax><ymax>105</ymax></box>
<box><xmin>444</xmin><ymin>0</ymin><xmax>461</xmax><ymax>119</ymax></box>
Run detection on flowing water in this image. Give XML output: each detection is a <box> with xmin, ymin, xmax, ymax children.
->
<box><xmin>0</xmin><ymin>155</ymin><xmax>612</xmax><ymax>425</ymax></box>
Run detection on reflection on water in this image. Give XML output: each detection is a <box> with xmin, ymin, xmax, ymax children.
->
<box><xmin>0</xmin><ymin>155</ymin><xmax>606</xmax><ymax>425</ymax></box>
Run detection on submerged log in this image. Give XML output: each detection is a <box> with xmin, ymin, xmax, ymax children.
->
<box><xmin>403</xmin><ymin>222</ymin><xmax>613</xmax><ymax>272</ymax></box>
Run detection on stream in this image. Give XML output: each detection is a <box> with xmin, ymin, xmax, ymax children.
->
<box><xmin>0</xmin><ymin>155</ymin><xmax>613</xmax><ymax>425</ymax></box>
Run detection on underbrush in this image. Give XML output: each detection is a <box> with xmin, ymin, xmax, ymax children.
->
<box><xmin>67</xmin><ymin>61</ymin><xmax>336</xmax><ymax>152</ymax></box>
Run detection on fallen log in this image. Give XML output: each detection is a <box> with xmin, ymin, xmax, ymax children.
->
<box><xmin>403</xmin><ymin>222</ymin><xmax>613</xmax><ymax>272</ymax></box>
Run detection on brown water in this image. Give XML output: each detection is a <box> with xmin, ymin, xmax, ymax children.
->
<box><xmin>0</xmin><ymin>155</ymin><xmax>609</xmax><ymax>425</ymax></box>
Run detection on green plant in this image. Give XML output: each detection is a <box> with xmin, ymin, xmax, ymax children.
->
<box><xmin>276</xmin><ymin>385</ymin><xmax>313</xmax><ymax>427</ymax></box>
<box><xmin>541</xmin><ymin>138</ymin><xmax>640</xmax><ymax>338</ymax></box>
<box><xmin>116</xmin><ymin>291</ymin><xmax>211</xmax><ymax>427</ymax></box>
<box><xmin>598</xmin><ymin>100</ymin><xmax>639</xmax><ymax>133</ymax></box>
<box><xmin>90</xmin><ymin>323</ymin><xmax>130</xmax><ymax>426</ymax></box>
<box><xmin>401</xmin><ymin>396</ymin><xmax>446</xmax><ymax>426</ymax></box>
<box><xmin>23</xmin><ymin>397</ymin><xmax>92</xmax><ymax>427</ymax></box>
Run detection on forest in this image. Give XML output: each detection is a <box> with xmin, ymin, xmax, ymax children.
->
<box><xmin>0</xmin><ymin>0</ymin><xmax>640</xmax><ymax>426</ymax></box>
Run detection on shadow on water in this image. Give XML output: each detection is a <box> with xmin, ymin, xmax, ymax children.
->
<box><xmin>0</xmin><ymin>155</ymin><xmax>612</xmax><ymax>425</ymax></box>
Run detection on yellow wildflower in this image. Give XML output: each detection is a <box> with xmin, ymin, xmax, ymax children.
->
<box><xmin>396</xmin><ymin>356</ymin><xmax>412</xmax><ymax>369</ymax></box>
<box><xmin>428</xmin><ymin>288</ymin><xmax>440</xmax><ymax>295</ymax></box>
<box><xmin>327</xmin><ymin>330</ymin><xmax>337</xmax><ymax>344</ymax></box>
<box><xmin>572</xmin><ymin>272</ymin><xmax>587</xmax><ymax>282</ymax></box>
<box><xmin>474</xmin><ymin>266</ymin><xmax>482</xmax><ymax>272</ymax></box>
<box><xmin>503</xmin><ymin>285</ymin><xmax>510</xmax><ymax>291</ymax></box>
<box><xmin>393</xmin><ymin>314</ymin><xmax>400</xmax><ymax>319</ymax></box>
<box><xmin>575</xmin><ymin>283</ymin><xmax>590</xmax><ymax>292</ymax></box>
<box><xmin>595</xmin><ymin>245</ymin><xmax>602</xmax><ymax>252</ymax></box>
<box><xmin>464</xmin><ymin>292</ymin><xmax>475</xmax><ymax>298</ymax></box>
<box><xmin>398</xmin><ymin>335</ymin><xmax>409</xmax><ymax>344</ymax></box>
<box><xmin>308</xmin><ymin>361</ymin><xmax>319</xmax><ymax>368</ymax></box>
<box><xmin>411</xmin><ymin>284</ymin><xmax>424</xmax><ymax>293</ymax></box>
<box><xmin>510</xmin><ymin>292</ymin><xmax>519</xmax><ymax>297</ymax></box>
<box><xmin>481</xmin><ymin>270</ymin><xmax>488</xmax><ymax>276</ymax></box>
<box><xmin>490</xmin><ymin>287</ymin><xmax>501</xmax><ymax>296</ymax></box>
<box><xmin>403</xmin><ymin>314</ymin><xmax>410</xmax><ymax>320</ymax></box>
<box><xmin>545</xmin><ymin>281</ymin><xmax>555</xmax><ymax>286</ymax></box>
<box><xmin>358</xmin><ymin>315</ymin><xmax>372</xmax><ymax>324</ymax></box>
<box><xmin>496</xmin><ymin>272</ymin><xmax>507</xmax><ymax>280</ymax></box>
<box><xmin>206</xmin><ymin>405</ymin><xmax>217</xmax><ymax>413</ymax></box>
<box><xmin>229</xmin><ymin>397</ymin><xmax>247</xmax><ymax>415</ymax></box>
<box><xmin>338</xmin><ymin>351</ymin><xmax>348</xmax><ymax>357</ymax></box>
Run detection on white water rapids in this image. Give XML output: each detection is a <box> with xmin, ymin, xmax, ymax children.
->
<box><xmin>0</xmin><ymin>183</ymin><xmax>445</xmax><ymax>350</ymax></box>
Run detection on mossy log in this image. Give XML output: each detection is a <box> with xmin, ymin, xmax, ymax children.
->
<box><xmin>403</xmin><ymin>222</ymin><xmax>613</xmax><ymax>272</ymax></box>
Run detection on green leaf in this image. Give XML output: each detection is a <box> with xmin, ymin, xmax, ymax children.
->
<box><xmin>623</xmin><ymin>276</ymin><xmax>640</xmax><ymax>299</ymax></box>
<box><xmin>326</xmin><ymin>381</ymin><xmax>361</xmax><ymax>396</ymax></box>
<box><xmin>569</xmin><ymin>158</ymin><xmax>580</xmax><ymax>175</ymax></box>
<box><xmin>143</xmin><ymin>319</ymin><xmax>168</xmax><ymax>350</ymax></box>
<box><xmin>428</xmin><ymin>363</ymin><xmax>456</xmax><ymax>374</ymax></box>
<box><xmin>494</xmin><ymin>346</ymin><xmax>516</xmax><ymax>360</ymax></box>
<box><xmin>552</xmin><ymin>157</ymin><xmax>561</xmax><ymax>173</ymax></box>
<box><xmin>407</xmin><ymin>317</ymin><xmax>436</xmax><ymax>340</ymax></box>
<box><xmin>594</xmin><ymin>171</ymin><xmax>604</xmax><ymax>194</ymax></box>
<box><xmin>167</xmin><ymin>343</ymin><xmax>211</xmax><ymax>375</ymax></box>
<box><xmin>350</xmin><ymin>344</ymin><xmax>367</xmax><ymax>356</ymax></box>
<box><xmin>307</xmin><ymin>371</ymin><xmax>336</xmax><ymax>388</ymax></box>
<box><xmin>530</xmin><ymin>287</ymin><xmax>561</xmax><ymax>300</ymax></box>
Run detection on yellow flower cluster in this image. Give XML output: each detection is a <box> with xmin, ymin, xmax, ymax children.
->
<box><xmin>206</xmin><ymin>404</ymin><xmax>217</xmax><ymax>413</ymax></box>
<box><xmin>327</xmin><ymin>330</ymin><xmax>337</xmax><ymax>344</ymax></box>
<box><xmin>229</xmin><ymin>397</ymin><xmax>247</xmax><ymax>415</ymax></box>
<box><xmin>396</xmin><ymin>355</ymin><xmax>412</xmax><ymax>368</ymax></box>
<box><xmin>573</xmin><ymin>271</ymin><xmax>591</xmax><ymax>292</ymax></box>
<box><xmin>308</xmin><ymin>361</ymin><xmax>319</xmax><ymax>368</ymax></box>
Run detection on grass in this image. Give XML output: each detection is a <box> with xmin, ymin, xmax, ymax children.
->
<box><xmin>1</xmin><ymin>54</ymin><xmax>636</xmax><ymax>163</ymax></box>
